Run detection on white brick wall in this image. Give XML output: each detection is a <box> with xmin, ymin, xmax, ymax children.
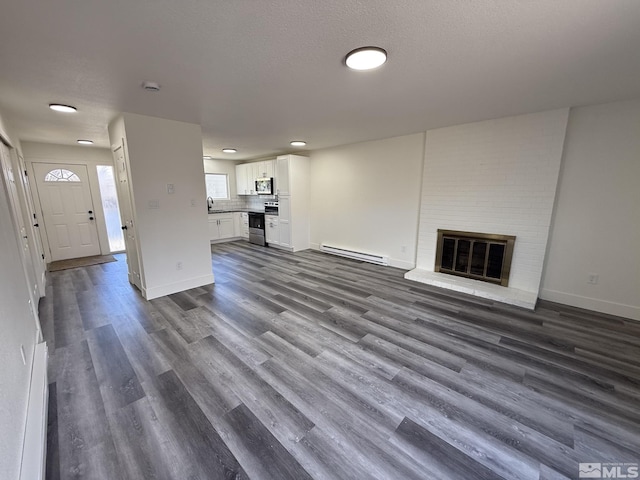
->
<box><xmin>416</xmin><ymin>108</ymin><xmax>569</xmax><ymax>294</ymax></box>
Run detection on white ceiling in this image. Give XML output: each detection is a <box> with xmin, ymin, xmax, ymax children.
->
<box><xmin>1</xmin><ymin>1</ymin><xmax>639</xmax><ymax>160</ymax></box>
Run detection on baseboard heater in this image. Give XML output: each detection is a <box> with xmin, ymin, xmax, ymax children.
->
<box><xmin>320</xmin><ymin>244</ymin><xmax>389</xmax><ymax>266</ymax></box>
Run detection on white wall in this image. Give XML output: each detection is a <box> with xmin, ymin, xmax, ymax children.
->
<box><xmin>414</xmin><ymin>109</ymin><xmax>569</xmax><ymax>296</ymax></box>
<box><xmin>0</xmin><ymin>112</ymin><xmax>40</xmax><ymax>480</ymax></box>
<box><xmin>309</xmin><ymin>133</ymin><xmax>425</xmax><ymax>269</ymax></box>
<box><xmin>21</xmin><ymin>142</ymin><xmax>115</xmax><ymax>259</ymax></box>
<box><xmin>110</xmin><ymin>113</ymin><xmax>214</xmax><ymax>299</ymax></box>
<box><xmin>541</xmin><ymin>99</ymin><xmax>640</xmax><ymax>320</ymax></box>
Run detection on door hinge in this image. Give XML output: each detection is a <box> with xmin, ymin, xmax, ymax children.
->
<box><xmin>24</xmin><ymin>170</ymin><xmax>28</xmax><ymax>176</ymax></box>
<box><xmin>33</xmin><ymin>213</ymin><xmax>37</xmax><ymax>219</ymax></box>
<box><xmin>42</xmin><ymin>254</ymin><xmax>45</xmax><ymax>260</ymax></box>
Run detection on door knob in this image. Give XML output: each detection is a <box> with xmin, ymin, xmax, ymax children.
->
<box><xmin>121</xmin><ymin>225</ymin><xmax>128</xmax><ymax>230</ymax></box>
<box><xmin>89</xmin><ymin>217</ymin><xmax>94</xmax><ymax>220</ymax></box>
<box><xmin>33</xmin><ymin>223</ymin><xmax>39</xmax><ymax>227</ymax></box>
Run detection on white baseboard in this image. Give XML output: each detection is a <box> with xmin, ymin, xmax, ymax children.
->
<box><xmin>389</xmin><ymin>258</ymin><xmax>416</xmax><ymax>270</ymax></box>
<box><xmin>20</xmin><ymin>342</ymin><xmax>48</xmax><ymax>480</ymax></box>
<box><xmin>539</xmin><ymin>288</ymin><xmax>640</xmax><ymax>321</ymax></box>
<box><xmin>143</xmin><ymin>273</ymin><xmax>215</xmax><ymax>300</ymax></box>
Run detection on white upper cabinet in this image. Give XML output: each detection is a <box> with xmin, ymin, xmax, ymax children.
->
<box><xmin>276</xmin><ymin>156</ymin><xmax>290</xmax><ymax>195</ymax></box>
<box><xmin>235</xmin><ymin>160</ymin><xmax>275</xmax><ymax>195</ymax></box>
<box><xmin>235</xmin><ymin>163</ymin><xmax>249</xmax><ymax>195</ymax></box>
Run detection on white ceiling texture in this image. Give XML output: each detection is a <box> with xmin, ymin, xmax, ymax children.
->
<box><xmin>1</xmin><ymin>0</ymin><xmax>639</xmax><ymax>160</ymax></box>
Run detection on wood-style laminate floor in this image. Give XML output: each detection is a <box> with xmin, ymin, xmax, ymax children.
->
<box><xmin>42</xmin><ymin>241</ymin><xmax>640</xmax><ymax>480</ymax></box>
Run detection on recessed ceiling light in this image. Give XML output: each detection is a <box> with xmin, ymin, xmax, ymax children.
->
<box><xmin>49</xmin><ymin>104</ymin><xmax>77</xmax><ymax>113</ymax></box>
<box><xmin>77</xmin><ymin>139</ymin><xmax>93</xmax><ymax>145</ymax></box>
<box><xmin>290</xmin><ymin>141</ymin><xmax>307</xmax><ymax>147</ymax></box>
<box><xmin>222</xmin><ymin>148</ymin><xmax>237</xmax><ymax>153</ymax></box>
<box><xmin>345</xmin><ymin>47</ymin><xmax>387</xmax><ymax>70</ymax></box>
<box><xmin>203</xmin><ymin>156</ymin><xmax>213</xmax><ymax>160</ymax></box>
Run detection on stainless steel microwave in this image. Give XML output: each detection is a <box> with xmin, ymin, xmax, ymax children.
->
<box><xmin>255</xmin><ymin>177</ymin><xmax>273</xmax><ymax>195</ymax></box>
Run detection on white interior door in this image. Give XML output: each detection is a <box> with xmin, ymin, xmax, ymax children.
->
<box><xmin>112</xmin><ymin>141</ymin><xmax>142</xmax><ymax>290</ymax></box>
<box><xmin>0</xmin><ymin>142</ymin><xmax>42</xmax><ymax>336</ymax></box>
<box><xmin>33</xmin><ymin>163</ymin><xmax>101</xmax><ymax>261</ymax></box>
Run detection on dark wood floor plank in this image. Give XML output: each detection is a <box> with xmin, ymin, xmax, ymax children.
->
<box><xmin>43</xmin><ymin>241</ymin><xmax>640</xmax><ymax>480</ymax></box>
<box><xmin>104</xmin><ymin>396</ymin><xmax>185</xmax><ymax>480</ymax></box>
<box><xmin>86</xmin><ymin>324</ymin><xmax>146</xmax><ymax>411</ymax></box>
<box><xmin>55</xmin><ymin>340</ymin><xmax>124</xmax><ymax>479</ymax></box>
<box><xmin>190</xmin><ymin>335</ymin><xmax>316</xmax><ymax>444</ymax></box>
<box><xmin>393</xmin><ymin>367</ymin><xmax>579</xmax><ymax>478</ymax></box>
<box><xmin>393</xmin><ymin>416</ymin><xmax>508</xmax><ymax>480</ymax></box>
<box><xmin>222</xmin><ymin>403</ymin><xmax>313</xmax><ymax>480</ymax></box>
<box><xmin>45</xmin><ymin>382</ymin><xmax>60</xmax><ymax>480</ymax></box>
<box><xmin>152</xmin><ymin>370</ymin><xmax>248</xmax><ymax>479</ymax></box>
<box><xmin>51</xmin><ymin>272</ymin><xmax>86</xmax><ymax>349</ymax></box>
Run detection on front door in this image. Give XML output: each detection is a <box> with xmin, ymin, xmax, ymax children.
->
<box><xmin>33</xmin><ymin>163</ymin><xmax>100</xmax><ymax>261</ymax></box>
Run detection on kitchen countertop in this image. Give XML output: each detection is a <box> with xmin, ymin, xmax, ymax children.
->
<box><xmin>208</xmin><ymin>209</ymin><xmax>264</xmax><ymax>214</ymax></box>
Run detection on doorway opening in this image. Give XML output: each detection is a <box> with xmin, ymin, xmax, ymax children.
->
<box><xmin>96</xmin><ymin>165</ymin><xmax>125</xmax><ymax>252</ymax></box>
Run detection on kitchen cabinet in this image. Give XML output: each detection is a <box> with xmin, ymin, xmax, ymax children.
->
<box><xmin>234</xmin><ymin>212</ymin><xmax>249</xmax><ymax>239</ymax></box>
<box><xmin>275</xmin><ymin>156</ymin><xmax>290</xmax><ymax>195</ymax></box>
<box><xmin>273</xmin><ymin>155</ymin><xmax>309</xmax><ymax>252</ymax></box>
<box><xmin>236</xmin><ymin>160</ymin><xmax>275</xmax><ymax>195</ymax></box>
<box><xmin>277</xmin><ymin>196</ymin><xmax>291</xmax><ymax>248</ymax></box>
<box><xmin>265</xmin><ymin>216</ymin><xmax>279</xmax><ymax>245</ymax></box>
<box><xmin>208</xmin><ymin>213</ymin><xmax>234</xmax><ymax>241</ymax></box>
<box><xmin>257</xmin><ymin>160</ymin><xmax>274</xmax><ymax>179</ymax></box>
<box><xmin>235</xmin><ymin>164</ymin><xmax>255</xmax><ymax>195</ymax></box>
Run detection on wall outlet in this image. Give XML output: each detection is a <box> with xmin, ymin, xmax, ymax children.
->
<box><xmin>176</xmin><ymin>261</ymin><xmax>183</xmax><ymax>270</ymax></box>
<box><xmin>167</xmin><ymin>183</ymin><xmax>175</xmax><ymax>194</ymax></box>
<box><xmin>148</xmin><ymin>199</ymin><xmax>160</xmax><ymax>209</ymax></box>
<box><xmin>588</xmin><ymin>273</ymin><xmax>599</xmax><ymax>285</ymax></box>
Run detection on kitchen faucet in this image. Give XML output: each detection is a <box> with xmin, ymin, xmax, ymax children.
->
<box><xmin>207</xmin><ymin>197</ymin><xmax>214</xmax><ymax>211</ymax></box>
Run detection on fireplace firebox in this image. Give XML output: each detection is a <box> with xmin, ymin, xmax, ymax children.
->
<box><xmin>435</xmin><ymin>230</ymin><xmax>515</xmax><ymax>287</ymax></box>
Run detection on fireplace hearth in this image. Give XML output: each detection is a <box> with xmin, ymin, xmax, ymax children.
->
<box><xmin>435</xmin><ymin>230</ymin><xmax>515</xmax><ymax>287</ymax></box>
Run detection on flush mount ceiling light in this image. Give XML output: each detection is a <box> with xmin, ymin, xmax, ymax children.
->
<box><xmin>290</xmin><ymin>141</ymin><xmax>307</xmax><ymax>147</ymax></box>
<box><xmin>142</xmin><ymin>81</ymin><xmax>161</xmax><ymax>92</ymax></box>
<box><xmin>203</xmin><ymin>156</ymin><xmax>213</xmax><ymax>160</ymax></box>
<box><xmin>49</xmin><ymin>104</ymin><xmax>77</xmax><ymax>113</ymax></box>
<box><xmin>77</xmin><ymin>139</ymin><xmax>93</xmax><ymax>145</ymax></box>
<box><xmin>222</xmin><ymin>148</ymin><xmax>237</xmax><ymax>153</ymax></box>
<box><xmin>345</xmin><ymin>46</ymin><xmax>387</xmax><ymax>70</ymax></box>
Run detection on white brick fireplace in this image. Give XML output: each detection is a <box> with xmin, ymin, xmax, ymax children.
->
<box><xmin>406</xmin><ymin>108</ymin><xmax>569</xmax><ymax>309</ymax></box>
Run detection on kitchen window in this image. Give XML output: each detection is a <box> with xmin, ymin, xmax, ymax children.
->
<box><xmin>205</xmin><ymin>173</ymin><xmax>229</xmax><ymax>200</ymax></box>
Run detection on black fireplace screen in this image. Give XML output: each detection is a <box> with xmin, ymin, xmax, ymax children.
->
<box><xmin>435</xmin><ymin>230</ymin><xmax>515</xmax><ymax>287</ymax></box>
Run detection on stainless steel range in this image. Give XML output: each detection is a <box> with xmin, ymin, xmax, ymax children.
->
<box><xmin>248</xmin><ymin>212</ymin><xmax>266</xmax><ymax>246</ymax></box>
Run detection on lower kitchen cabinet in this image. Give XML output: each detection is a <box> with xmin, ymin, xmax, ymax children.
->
<box><xmin>234</xmin><ymin>212</ymin><xmax>249</xmax><ymax>239</ymax></box>
<box><xmin>265</xmin><ymin>216</ymin><xmax>279</xmax><ymax>245</ymax></box>
<box><xmin>208</xmin><ymin>213</ymin><xmax>234</xmax><ymax>241</ymax></box>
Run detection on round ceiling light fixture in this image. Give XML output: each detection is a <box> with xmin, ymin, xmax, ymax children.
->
<box><xmin>49</xmin><ymin>104</ymin><xmax>77</xmax><ymax>113</ymax></box>
<box><xmin>77</xmin><ymin>139</ymin><xmax>93</xmax><ymax>145</ymax></box>
<box><xmin>203</xmin><ymin>156</ymin><xmax>213</xmax><ymax>160</ymax></box>
<box><xmin>290</xmin><ymin>141</ymin><xmax>307</xmax><ymax>147</ymax></box>
<box><xmin>222</xmin><ymin>148</ymin><xmax>237</xmax><ymax>153</ymax></box>
<box><xmin>142</xmin><ymin>81</ymin><xmax>161</xmax><ymax>92</ymax></box>
<box><xmin>345</xmin><ymin>46</ymin><xmax>387</xmax><ymax>70</ymax></box>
